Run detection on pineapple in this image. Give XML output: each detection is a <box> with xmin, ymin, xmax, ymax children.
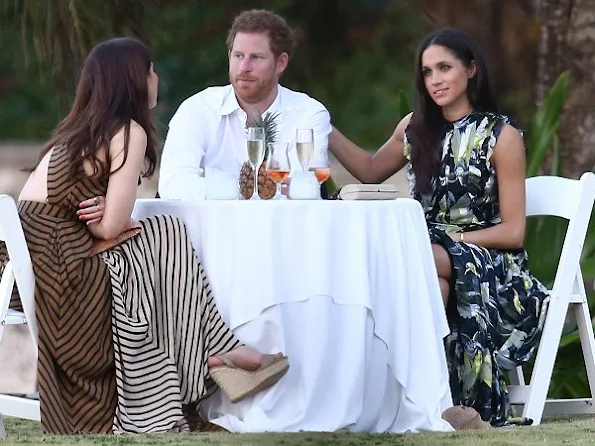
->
<box><xmin>239</xmin><ymin>110</ymin><xmax>280</xmax><ymax>199</ymax></box>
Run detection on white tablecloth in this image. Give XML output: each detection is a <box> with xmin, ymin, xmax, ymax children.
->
<box><xmin>132</xmin><ymin>198</ymin><xmax>453</xmax><ymax>433</ymax></box>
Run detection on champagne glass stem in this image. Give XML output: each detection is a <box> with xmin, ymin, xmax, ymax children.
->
<box><xmin>253</xmin><ymin>165</ymin><xmax>259</xmax><ymax>199</ymax></box>
<box><xmin>276</xmin><ymin>181</ymin><xmax>282</xmax><ymax>198</ymax></box>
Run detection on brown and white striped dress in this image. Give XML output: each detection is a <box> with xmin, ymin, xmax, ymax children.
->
<box><xmin>3</xmin><ymin>145</ymin><xmax>240</xmax><ymax>434</ymax></box>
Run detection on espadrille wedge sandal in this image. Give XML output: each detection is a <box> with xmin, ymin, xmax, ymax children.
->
<box><xmin>209</xmin><ymin>353</ymin><xmax>289</xmax><ymax>403</ymax></box>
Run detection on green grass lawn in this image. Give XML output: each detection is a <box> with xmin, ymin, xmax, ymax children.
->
<box><xmin>3</xmin><ymin>416</ymin><xmax>595</xmax><ymax>445</ymax></box>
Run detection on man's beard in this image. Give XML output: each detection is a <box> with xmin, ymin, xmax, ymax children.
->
<box><xmin>231</xmin><ymin>76</ymin><xmax>276</xmax><ymax>106</ymax></box>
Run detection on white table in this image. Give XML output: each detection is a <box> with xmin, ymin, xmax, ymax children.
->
<box><xmin>132</xmin><ymin>198</ymin><xmax>453</xmax><ymax>433</ymax></box>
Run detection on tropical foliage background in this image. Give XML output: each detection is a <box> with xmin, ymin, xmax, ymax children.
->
<box><xmin>1</xmin><ymin>0</ymin><xmax>595</xmax><ymax>400</ymax></box>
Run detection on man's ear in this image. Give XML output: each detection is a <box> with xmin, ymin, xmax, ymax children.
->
<box><xmin>276</xmin><ymin>52</ymin><xmax>289</xmax><ymax>75</ymax></box>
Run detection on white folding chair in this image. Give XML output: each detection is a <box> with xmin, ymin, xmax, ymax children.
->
<box><xmin>0</xmin><ymin>194</ymin><xmax>40</xmax><ymax>438</ymax></box>
<box><xmin>508</xmin><ymin>172</ymin><xmax>595</xmax><ymax>425</ymax></box>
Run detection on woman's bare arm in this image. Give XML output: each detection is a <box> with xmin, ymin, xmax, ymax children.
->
<box><xmin>87</xmin><ymin>122</ymin><xmax>147</xmax><ymax>240</ymax></box>
<box><xmin>449</xmin><ymin>123</ymin><xmax>527</xmax><ymax>249</ymax></box>
<box><xmin>329</xmin><ymin>113</ymin><xmax>412</xmax><ymax>183</ymax></box>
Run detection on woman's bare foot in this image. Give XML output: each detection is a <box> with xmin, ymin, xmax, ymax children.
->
<box><xmin>207</xmin><ymin>346</ymin><xmax>265</xmax><ymax>372</ymax></box>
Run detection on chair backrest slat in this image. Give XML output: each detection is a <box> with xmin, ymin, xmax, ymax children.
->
<box><xmin>526</xmin><ymin>176</ymin><xmax>583</xmax><ymax>219</ymax></box>
<box><xmin>526</xmin><ymin>173</ymin><xmax>595</xmax><ymax>298</ymax></box>
<box><xmin>0</xmin><ymin>194</ymin><xmax>38</xmax><ymax>346</ymax></box>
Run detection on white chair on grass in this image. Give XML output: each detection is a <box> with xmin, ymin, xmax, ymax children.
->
<box><xmin>0</xmin><ymin>194</ymin><xmax>39</xmax><ymax>438</ymax></box>
<box><xmin>508</xmin><ymin>172</ymin><xmax>595</xmax><ymax>425</ymax></box>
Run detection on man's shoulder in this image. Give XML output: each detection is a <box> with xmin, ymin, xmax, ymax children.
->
<box><xmin>177</xmin><ymin>85</ymin><xmax>233</xmax><ymax>112</ymax></box>
<box><xmin>279</xmin><ymin>85</ymin><xmax>328</xmax><ymax>113</ymax></box>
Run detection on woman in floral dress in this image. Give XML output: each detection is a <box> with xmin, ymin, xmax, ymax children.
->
<box><xmin>328</xmin><ymin>27</ymin><xmax>549</xmax><ymax>425</ymax></box>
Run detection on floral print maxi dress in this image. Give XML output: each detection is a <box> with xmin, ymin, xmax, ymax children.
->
<box><xmin>404</xmin><ymin>111</ymin><xmax>550</xmax><ymax>424</ymax></box>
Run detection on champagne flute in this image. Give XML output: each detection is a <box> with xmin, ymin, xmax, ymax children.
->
<box><xmin>296</xmin><ymin>128</ymin><xmax>314</xmax><ymax>171</ymax></box>
<box><xmin>246</xmin><ymin>127</ymin><xmax>266</xmax><ymax>200</ymax></box>
<box><xmin>266</xmin><ymin>142</ymin><xmax>291</xmax><ymax>200</ymax></box>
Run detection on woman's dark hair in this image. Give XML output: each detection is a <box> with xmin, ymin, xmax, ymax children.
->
<box><xmin>408</xmin><ymin>28</ymin><xmax>498</xmax><ymax>193</ymax></box>
<box><xmin>31</xmin><ymin>37</ymin><xmax>157</xmax><ymax>179</ymax></box>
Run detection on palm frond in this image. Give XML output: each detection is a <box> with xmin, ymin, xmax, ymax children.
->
<box><xmin>3</xmin><ymin>0</ymin><xmax>154</xmax><ymax>107</ymax></box>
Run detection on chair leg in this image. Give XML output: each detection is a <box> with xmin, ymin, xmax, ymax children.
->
<box><xmin>0</xmin><ymin>264</ymin><xmax>16</xmax><ymax>344</ymax></box>
<box><xmin>509</xmin><ymin>366</ymin><xmax>525</xmax><ymax>386</ymax></box>
<box><xmin>574</xmin><ymin>299</ymin><xmax>595</xmax><ymax>402</ymax></box>
<box><xmin>522</xmin><ymin>297</ymin><xmax>568</xmax><ymax>425</ymax></box>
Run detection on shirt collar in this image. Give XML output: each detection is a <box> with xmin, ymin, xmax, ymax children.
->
<box><xmin>264</xmin><ymin>88</ymin><xmax>282</xmax><ymax>116</ymax></box>
<box><xmin>220</xmin><ymin>86</ymin><xmax>242</xmax><ymax>116</ymax></box>
<box><xmin>220</xmin><ymin>84</ymin><xmax>283</xmax><ymax>117</ymax></box>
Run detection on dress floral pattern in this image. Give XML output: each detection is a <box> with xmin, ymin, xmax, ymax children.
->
<box><xmin>404</xmin><ymin>111</ymin><xmax>550</xmax><ymax>424</ymax></box>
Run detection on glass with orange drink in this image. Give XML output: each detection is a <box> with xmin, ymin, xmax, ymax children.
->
<box><xmin>266</xmin><ymin>142</ymin><xmax>291</xmax><ymax>199</ymax></box>
<box><xmin>308</xmin><ymin>166</ymin><xmax>331</xmax><ymax>184</ymax></box>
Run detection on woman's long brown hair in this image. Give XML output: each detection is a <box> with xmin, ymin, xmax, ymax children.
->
<box><xmin>408</xmin><ymin>28</ymin><xmax>498</xmax><ymax>194</ymax></box>
<box><xmin>29</xmin><ymin>37</ymin><xmax>157</xmax><ymax>179</ymax></box>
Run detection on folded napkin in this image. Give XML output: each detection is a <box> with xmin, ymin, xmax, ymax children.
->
<box><xmin>205</xmin><ymin>168</ymin><xmax>239</xmax><ymax>200</ymax></box>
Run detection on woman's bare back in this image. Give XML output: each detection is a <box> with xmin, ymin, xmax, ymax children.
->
<box><xmin>18</xmin><ymin>149</ymin><xmax>52</xmax><ymax>203</ymax></box>
<box><xmin>19</xmin><ymin>147</ymin><xmax>110</xmax><ymax>204</ymax></box>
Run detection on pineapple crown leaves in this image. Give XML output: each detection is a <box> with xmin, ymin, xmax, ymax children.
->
<box><xmin>245</xmin><ymin>109</ymin><xmax>281</xmax><ymax>145</ymax></box>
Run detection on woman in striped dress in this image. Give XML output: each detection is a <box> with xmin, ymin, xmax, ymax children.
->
<box><xmin>6</xmin><ymin>37</ymin><xmax>289</xmax><ymax>434</ymax></box>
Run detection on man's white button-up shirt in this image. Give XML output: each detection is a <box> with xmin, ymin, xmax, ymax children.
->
<box><xmin>158</xmin><ymin>84</ymin><xmax>331</xmax><ymax>201</ymax></box>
